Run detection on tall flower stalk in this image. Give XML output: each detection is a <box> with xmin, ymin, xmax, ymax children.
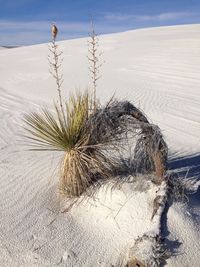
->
<box><xmin>87</xmin><ymin>21</ymin><xmax>103</xmax><ymax>110</ymax></box>
<box><xmin>48</xmin><ymin>24</ymin><xmax>66</xmax><ymax>125</ymax></box>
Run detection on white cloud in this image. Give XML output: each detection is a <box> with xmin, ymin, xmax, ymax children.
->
<box><xmin>104</xmin><ymin>11</ymin><xmax>196</xmax><ymax>22</ymax></box>
<box><xmin>0</xmin><ymin>20</ymin><xmax>89</xmax><ymax>32</ymax></box>
<box><xmin>104</xmin><ymin>13</ymin><xmax>133</xmax><ymax>22</ymax></box>
<box><xmin>0</xmin><ymin>11</ymin><xmax>198</xmax><ymax>46</ymax></box>
<box><xmin>139</xmin><ymin>12</ymin><xmax>193</xmax><ymax>21</ymax></box>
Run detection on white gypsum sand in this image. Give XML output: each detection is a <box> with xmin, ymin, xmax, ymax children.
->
<box><xmin>0</xmin><ymin>24</ymin><xmax>199</xmax><ymax>266</ymax></box>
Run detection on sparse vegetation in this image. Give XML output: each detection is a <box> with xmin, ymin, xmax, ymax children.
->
<box><xmin>23</xmin><ymin>24</ymin><xmax>114</xmax><ymax>197</ymax></box>
<box><xmin>21</xmin><ymin>21</ymin><xmax>172</xmax><ymax>267</ymax></box>
<box><xmin>24</xmin><ymin>23</ymin><xmax>168</xmax><ymax>200</ymax></box>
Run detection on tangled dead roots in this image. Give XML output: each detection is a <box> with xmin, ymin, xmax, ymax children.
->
<box><xmin>59</xmin><ymin>100</ymin><xmax>168</xmax><ymax>197</ymax></box>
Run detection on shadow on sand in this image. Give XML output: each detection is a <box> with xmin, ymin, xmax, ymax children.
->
<box><xmin>168</xmin><ymin>153</ymin><xmax>200</xmax><ymax>216</ymax></box>
<box><xmin>168</xmin><ymin>153</ymin><xmax>200</xmax><ymax>180</ymax></box>
<box><xmin>161</xmin><ymin>154</ymin><xmax>200</xmax><ymax>265</ymax></box>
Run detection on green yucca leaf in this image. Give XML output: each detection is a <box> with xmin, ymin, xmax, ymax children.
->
<box><xmin>24</xmin><ymin>92</ymin><xmax>90</xmax><ymax>151</ymax></box>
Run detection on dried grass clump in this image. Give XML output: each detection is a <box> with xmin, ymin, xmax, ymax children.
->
<box><xmin>24</xmin><ymin>96</ymin><xmax>168</xmax><ymax>197</ymax></box>
<box><xmin>90</xmin><ymin>100</ymin><xmax>168</xmax><ymax>183</ymax></box>
<box><xmin>134</xmin><ymin>124</ymin><xmax>168</xmax><ymax>183</ymax></box>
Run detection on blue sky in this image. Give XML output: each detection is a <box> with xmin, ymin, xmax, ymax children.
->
<box><xmin>1</xmin><ymin>0</ymin><xmax>200</xmax><ymax>46</ymax></box>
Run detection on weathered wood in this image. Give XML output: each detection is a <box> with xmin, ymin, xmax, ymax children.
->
<box><xmin>127</xmin><ymin>257</ymin><xmax>146</xmax><ymax>267</ymax></box>
<box><xmin>127</xmin><ymin>181</ymin><xmax>169</xmax><ymax>267</ymax></box>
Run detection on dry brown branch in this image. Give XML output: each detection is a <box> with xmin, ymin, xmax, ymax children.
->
<box><xmin>153</xmin><ymin>151</ymin><xmax>166</xmax><ymax>184</ymax></box>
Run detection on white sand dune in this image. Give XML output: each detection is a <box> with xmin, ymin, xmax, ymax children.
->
<box><xmin>0</xmin><ymin>24</ymin><xmax>199</xmax><ymax>266</ymax></box>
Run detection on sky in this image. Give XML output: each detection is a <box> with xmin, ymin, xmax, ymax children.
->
<box><xmin>1</xmin><ymin>0</ymin><xmax>200</xmax><ymax>46</ymax></box>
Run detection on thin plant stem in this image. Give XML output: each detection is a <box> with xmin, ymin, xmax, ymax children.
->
<box><xmin>87</xmin><ymin>21</ymin><xmax>104</xmax><ymax>110</ymax></box>
<box><xmin>48</xmin><ymin>25</ymin><xmax>66</xmax><ymax>126</ymax></box>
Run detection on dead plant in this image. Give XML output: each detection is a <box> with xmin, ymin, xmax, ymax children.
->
<box><xmin>87</xmin><ymin>21</ymin><xmax>104</xmax><ymax>109</ymax></box>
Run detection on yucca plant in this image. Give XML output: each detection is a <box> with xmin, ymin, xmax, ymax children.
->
<box><xmin>24</xmin><ymin>93</ymin><xmax>89</xmax><ymax>151</ymax></box>
<box><xmin>24</xmin><ymin>24</ymin><xmax>168</xmax><ymax>198</ymax></box>
<box><xmin>24</xmin><ymin>92</ymin><xmax>117</xmax><ymax>197</ymax></box>
<box><xmin>24</xmin><ymin>95</ymin><xmax>168</xmax><ymax>197</ymax></box>
<box><xmin>23</xmin><ymin>24</ymin><xmax>115</xmax><ymax>197</ymax></box>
